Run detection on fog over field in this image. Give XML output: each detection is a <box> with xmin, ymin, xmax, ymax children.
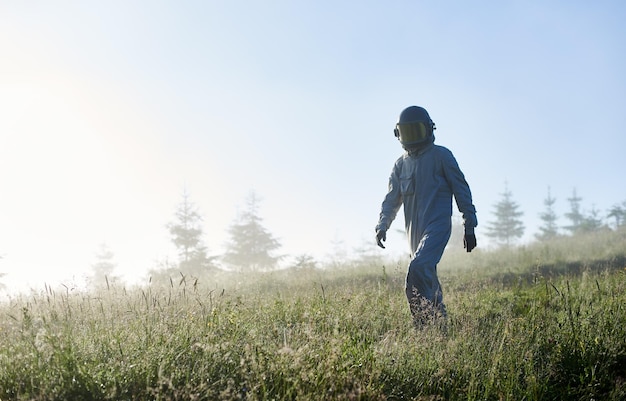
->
<box><xmin>1</xmin><ymin>1</ymin><xmax>625</xmax><ymax>294</ymax></box>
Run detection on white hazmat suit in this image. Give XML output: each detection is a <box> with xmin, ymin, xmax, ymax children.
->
<box><xmin>376</xmin><ymin>135</ymin><xmax>477</xmax><ymax>324</ymax></box>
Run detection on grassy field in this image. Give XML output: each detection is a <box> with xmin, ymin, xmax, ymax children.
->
<box><xmin>1</xmin><ymin>229</ymin><xmax>625</xmax><ymax>400</ymax></box>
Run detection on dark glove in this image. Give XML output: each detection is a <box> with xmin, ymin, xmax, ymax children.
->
<box><xmin>464</xmin><ymin>233</ymin><xmax>477</xmax><ymax>252</ymax></box>
<box><xmin>376</xmin><ymin>229</ymin><xmax>387</xmax><ymax>249</ymax></box>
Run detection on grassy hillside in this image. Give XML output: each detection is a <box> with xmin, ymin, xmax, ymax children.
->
<box><xmin>1</xmin><ymin>229</ymin><xmax>625</xmax><ymax>400</ymax></box>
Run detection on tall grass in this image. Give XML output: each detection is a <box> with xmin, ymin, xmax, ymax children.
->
<box><xmin>1</xmin><ymin>230</ymin><xmax>625</xmax><ymax>400</ymax></box>
<box><xmin>440</xmin><ymin>227</ymin><xmax>626</xmax><ymax>286</ymax></box>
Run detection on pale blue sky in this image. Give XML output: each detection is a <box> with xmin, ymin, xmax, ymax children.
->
<box><xmin>1</xmin><ymin>1</ymin><xmax>625</xmax><ymax>291</ymax></box>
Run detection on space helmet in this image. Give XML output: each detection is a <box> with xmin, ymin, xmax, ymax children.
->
<box><xmin>393</xmin><ymin>106</ymin><xmax>436</xmax><ymax>147</ymax></box>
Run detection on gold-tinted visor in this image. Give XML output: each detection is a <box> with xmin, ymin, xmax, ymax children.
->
<box><xmin>395</xmin><ymin>121</ymin><xmax>430</xmax><ymax>144</ymax></box>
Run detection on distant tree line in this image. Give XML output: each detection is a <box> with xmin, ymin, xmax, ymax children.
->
<box><xmin>485</xmin><ymin>182</ymin><xmax>525</xmax><ymax>247</ymax></box>
<box><xmin>142</xmin><ymin>189</ymin><xmax>282</xmax><ymax>285</ymax></box>
<box><xmin>80</xmin><ymin>189</ymin><xmax>285</xmax><ymax>289</ymax></box>
<box><xmin>81</xmin><ymin>182</ymin><xmax>626</xmax><ymax>288</ymax></box>
<box><xmin>4</xmin><ymin>183</ymin><xmax>624</xmax><ymax>290</ymax></box>
<box><xmin>485</xmin><ymin>183</ymin><xmax>626</xmax><ymax>248</ymax></box>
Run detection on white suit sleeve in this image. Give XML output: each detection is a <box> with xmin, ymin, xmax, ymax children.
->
<box><xmin>376</xmin><ymin>163</ymin><xmax>403</xmax><ymax>232</ymax></box>
<box><xmin>442</xmin><ymin>150</ymin><xmax>477</xmax><ymax>233</ymax></box>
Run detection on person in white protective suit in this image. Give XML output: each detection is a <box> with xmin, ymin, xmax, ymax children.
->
<box><xmin>375</xmin><ymin>105</ymin><xmax>477</xmax><ymax>327</ymax></box>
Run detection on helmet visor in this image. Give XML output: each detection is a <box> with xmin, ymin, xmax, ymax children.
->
<box><xmin>396</xmin><ymin>121</ymin><xmax>431</xmax><ymax>144</ymax></box>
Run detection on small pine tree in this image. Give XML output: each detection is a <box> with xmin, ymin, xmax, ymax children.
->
<box><xmin>223</xmin><ymin>191</ymin><xmax>281</xmax><ymax>272</ymax></box>
<box><xmin>166</xmin><ymin>189</ymin><xmax>215</xmax><ymax>275</ymax></box>
<box><xmin>89</xmin><ymin>242</ymin><xmax>119</xmax><ymax>289</ymax></box>
<box><xmin>291</xmin><ymin>254</ymin><xmax>318</xmax><ymax>270</ymax></box>
<box><xmin>563</xmin><ymin>188</ymin><xmax>585</xmax><ymax>235</ymax></box>
<box><xmin>485</xmin><ymin>183</ymin><xmax>525</xmax><ymax>247</ymax></box>
<box><xmin>607</xmin><ymin>201</ymin><xmax>626</xmax><ymax>229</ymax></box>
<box><xmin>326</xmin><ymin>233</ymin><xmax>348</xmax><ymax>268</ymax></box>
<box><xmin>535</xmin><ymin>186</ymin><xmax>559</xmax><ymax>241</ymax></box>
<box><xmin>579</xmin><ymin>206</ymin><xmax>605</xmax><ymax>233</ymax></box>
